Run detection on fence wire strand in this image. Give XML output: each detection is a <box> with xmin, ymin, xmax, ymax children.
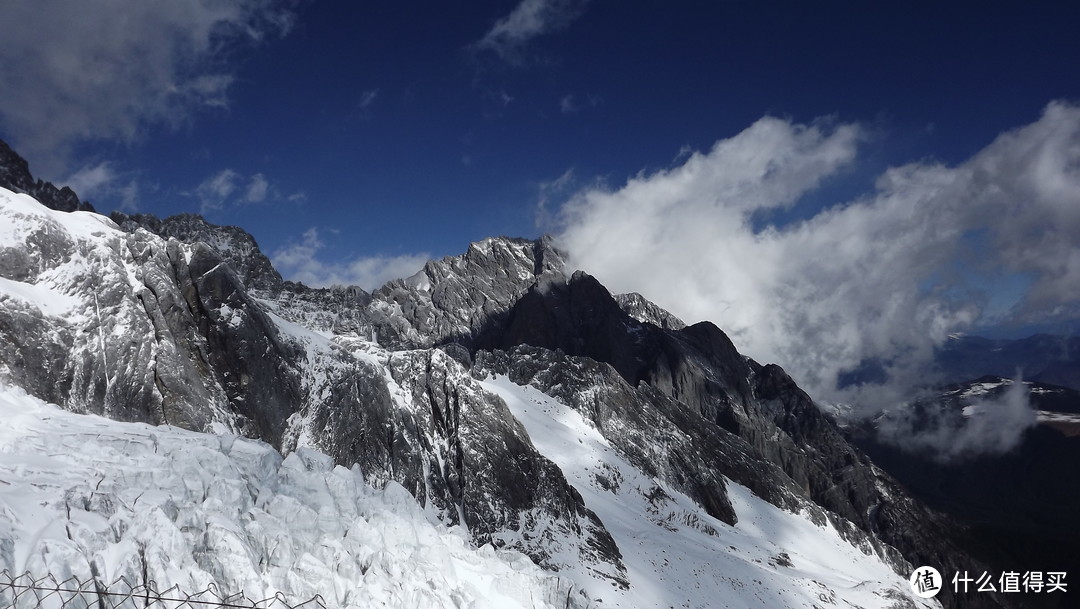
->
<box><xmin>0</xmin><ymin>570</ymin><xmax>326</xmax><ymax>609</ymax></box>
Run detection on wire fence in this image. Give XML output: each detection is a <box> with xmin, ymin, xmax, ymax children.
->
<box><xmin>0</xmin><ymin>570</ymin><xmax>326</xmax><ymax>609</ymax></box>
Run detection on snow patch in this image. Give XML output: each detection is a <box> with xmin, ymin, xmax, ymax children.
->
<box><xmin>0</xmin><ymin>276</ymin><xmax>79</xmax><ymax>316</ymax></box>
<box><xmin>959</xmin><ymin>380</ymin><xmax>1008</xmax><ymax>399</ymax></box>
<box><xmin>1037</xmin><ymin>411</ymin><xmax>1080</xmax><ymax>424</ymax></box>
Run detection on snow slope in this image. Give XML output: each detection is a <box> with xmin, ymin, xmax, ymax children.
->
<box><xmin>481</xmin><ymin>375</ymin><xmax>937</xmax><ymax>609</ymax></box>
<box><xmin>0</xmin><ymin>188</ymin><xmax>130</xmax><ymax>321</ymax></box>
<box><xmin>0</xmin><ymin>383</ymin><xmax>589</xmax><ymax>609</ymax></box>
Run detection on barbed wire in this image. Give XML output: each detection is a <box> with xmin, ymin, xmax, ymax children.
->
<box><xmin>0</xmin><ymin>570</ymin><xmax>326</xmax><ymax>609</ymax></box>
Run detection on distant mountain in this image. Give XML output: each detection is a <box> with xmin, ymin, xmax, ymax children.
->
<box><xmin>937</xmin><ymin>334</ymin><xmax>1080</xmax><ymax>391</ymax></box>
<box><xmin>846</xmin><ymin>376</ymin><xmax>1080</xmax><ymax>609</ymax></box>
<box><xmin>0</xmin><ymin>138</ymin><xmax>1014</xmax><ymax>608</ymax></box>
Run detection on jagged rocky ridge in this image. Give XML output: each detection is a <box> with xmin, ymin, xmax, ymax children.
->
<box><xmin>0</xmin><ymin>146</ymin><xmax>1008</xmax><ymax>608</ymax></box>
<box><xmin>0</xmin><ymin>140</ymin><xmax>94</xmax><ymax>213</ymax></box>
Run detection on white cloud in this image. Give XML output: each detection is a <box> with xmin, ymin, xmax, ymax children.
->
<box><xmin>554</xmin><ymin>102</ymin><xmax>1080</xmax><ymax>409</ymax></box>
<box><xmin>560</xmin><ymin>94</ymin><xmax>578</xmax><ymax>114</ymax></box>
<box><xmin>245</xmin><ymin>173</ymin><xmax>270</xmax><ymax>203</ymax></box>
<box><xmin>878</xmin><ymin>377</ymin><xmax>1036</xmax><ymax>462</ymax></box>
<box><xmin>356</xmin><ymin>89</ymin><xmax>379</xmax><ymax>119</ymax></box>
<box><xmin>271</xmin><ymin>228</ymin><xmax>430</xmax><ymax>290</ymax></box>
<box><xmin>62</xmin><ymin>161</ymin><xmax>141</xmax><ymax>211</ymax></box>
<box><xmin>196</xmin><ymin>169</ymin><xmax>242</xmax><ymax>214</ymax></box>
<box><xmin>64</xmin><ymin>163</ymin><xmax>118</xmax><ymax>199</ymax></box>
<box><xmin>559</xmin><ymin>93</ymin><xmax>598</xmax><ymax>114</ymax></box>
<box><xmin>196</xmin><ymin>169</ymin><xmax>297</xmax><ymax>214</ymax></box>
<box><xmin>0</xmin><ymin>0</ymin><xmax>298</xmax><ymax>176</ymax></box>
<box><xmin>535</xmin><ymin>168</ymin><xmax>578</xmax><ymax>230</ymax></box>
<box><xmin>116</xmin><ymin>180</ymin><xmax>141</xmax><ymax>213</ymax></box>
<box><xmin>476</xmin><ymin>0</ymin><xmax>589</xmax><ymax>61</ymax></box>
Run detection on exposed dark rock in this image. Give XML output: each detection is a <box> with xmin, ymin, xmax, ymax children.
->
<box><xmin>475</xmin><ymin>345</ymin><xmax>752</xmax><ymax>527</ymax></box>
<box><xmin>0</xmin><ymin>213</ymin><xmax>227</xmax><ymax>431</ymax></box>
<box><xmin>0</xmin><ymin>139</ymin><xmax>94</xmax><ymax>213</ymax></box>
<box><xmin>180</xmin><ymin>242</ymin><xmax>302</xmax><ymax>443</ymax></box>
<box><xmin>270</xmin><ymin>282</ymin><xmax>373</xmax><ymax>337</ymax></box>
<box><xmin>280</xmin><ymin>345</ymin><xmax>627</xmax><ymax>584</ymax></box>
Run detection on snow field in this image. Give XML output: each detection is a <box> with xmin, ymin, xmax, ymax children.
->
<box><xmin>0</xmin><ymin>383</ymin><xmax>586</xmax><ymax>609</ymax></box>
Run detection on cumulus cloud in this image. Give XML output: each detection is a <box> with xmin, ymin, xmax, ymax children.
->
<box><xmin>0</xmin><ymin>0</ymin><xmax>298</xmax><ymax>175</ymax></box>
<box><xmin>878</xmin><ymin>377</ymin><xmax>1036</xmax><ymax>462</ymax></box>
<box><xmin>476</xmin><ymin>0</ymin><xmax>589</xmax><ymax>61</ymax></box>
<box><xmin>271</xmin><ymin>228</ymin><xmax>430</xmax><ymax>291</ymax></box>
<box><xmin>554</xmin><ymin>102</ymin><xmax>1080</xmax><ymax>410</ymax></box>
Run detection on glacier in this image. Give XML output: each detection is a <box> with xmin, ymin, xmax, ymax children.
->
<box><xmin>0</xmin><ymin>382</ymin><xmax>588</xmax><ymax>609</ymax></box>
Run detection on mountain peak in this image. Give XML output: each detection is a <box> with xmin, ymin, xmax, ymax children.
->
<box><xmin>0</xmin><ymin>139</ymin><xmax>94</xmax><ymax>214</ymax></box>
<box><xmin>367</xmin><ymin>236</ymin><xmax>567</xmax><ymax>349</ymax></box>
<box><xmin>111</xmin><ymin>210</ymin><xmax>283</xmax><ymax>293</ymax></box>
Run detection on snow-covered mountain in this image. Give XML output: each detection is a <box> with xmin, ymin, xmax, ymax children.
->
<box><xmin>0</xmin><ymin>142</ymin><xmax>1005</xmax><ymax>608</ymax></box>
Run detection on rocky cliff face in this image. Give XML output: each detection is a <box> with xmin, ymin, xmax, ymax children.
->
<box><xmin>110</xmin><ymin>211</ymin><xmax>284</xmax><ymax>293</ymax></box>
<box><xmin>0</xmin><ymin>190</ymin><xmax>304</xmax><ymax>443</ymax></box>
<box><xmin>0</xmin><ymin>142</ymin><xmax>1007</xmax><ymax>607</ymax></box>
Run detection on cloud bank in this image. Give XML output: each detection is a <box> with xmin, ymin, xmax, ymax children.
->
<box><xmin>0</xmin><ymin>0</ymin><xmax>298</xmax><ymax>175</ymax></box>
<box><xmin>272</xmin><ymin>228</ymin><xmax>429</xmax><ymax>291</ymax></box>
<box><xmin>554</xmin><ymin>102</ymin><xmax>1080</xmax><ymax>409</ymax></box>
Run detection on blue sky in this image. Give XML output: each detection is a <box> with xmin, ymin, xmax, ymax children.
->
<box><xmin>1</xmin><ymin>1</ymin><xmax>1079</xmax><ymax>398</ymax></box>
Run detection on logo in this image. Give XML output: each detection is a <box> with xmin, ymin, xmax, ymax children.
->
<box><xmin>910</xmin><ymin>566</ymin><xmax>942</xmax><ymax>598</ymax></box>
